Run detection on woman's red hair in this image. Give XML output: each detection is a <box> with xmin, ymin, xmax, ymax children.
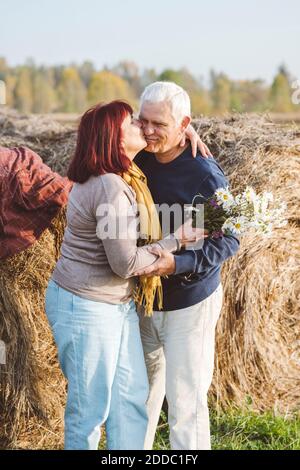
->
<box><xmin>67</xmin><ymin>100</ymin><xmax>133</xmax><ymax>183</ymax></box>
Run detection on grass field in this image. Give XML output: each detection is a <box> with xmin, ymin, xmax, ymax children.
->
<box><xmin>99</xmin><ymin>408</ymin><xmax>300</xmax><ymax>450</ymax></box>
<box><xmin>154</xmin><ymin>409</ymin><xmax>300</xmax><ymax>450</ymax></box>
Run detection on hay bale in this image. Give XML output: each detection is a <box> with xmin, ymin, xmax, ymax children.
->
<box><xmin>193</xmin><ymin>114</ymin><xmax>300</xmax><ymax>412</ymax></box>
<box><xmin>0</xmin><ymin>109</ymin><xmax>74</xmax><ymax>448</ymax></box>
<box><xmin>0</xmin><ymin>209</ymin><xmax>67</xmax><ymax>449</ymax></box>
<box><xmin>0</xmin><ymin>110</ymin><xmax>299</xmax><ymax>449</ymax></box>
<box><xmin>0</xmin><ymin>108</ymin><xmax>77</xmax><ymax>175</ymax></box>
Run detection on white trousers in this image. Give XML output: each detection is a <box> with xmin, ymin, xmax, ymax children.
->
<box><xmin>138</xmin><ymin>284</ymin><xmax>223</xmax><ymax>450</ymax></box>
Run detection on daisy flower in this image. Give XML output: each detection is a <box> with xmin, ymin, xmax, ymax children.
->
<box><xmin>215</xmin><ymin>187</ymin><xmax>235</xmax><ymax>209</ymax></box>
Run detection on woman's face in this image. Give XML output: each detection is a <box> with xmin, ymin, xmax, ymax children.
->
<box><xmin>121</xmin><ymin>113</ymin><xmax>147</xmax><ymax>160</ymax></box>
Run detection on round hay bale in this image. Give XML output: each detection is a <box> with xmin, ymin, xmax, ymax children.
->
<box><xmin>193</xmin><ymin>114</ymin><xmax>300</xmax><ymax>412</ymax></box>
<box><xmin>0</xmin><ymin>108</ymin><xmax>77</xmax><ymax>175</ymax></box>
<box><xmin>0</xmin><ymin>209</ymin><xmax>66</xmax><ymax>449</ymax></box>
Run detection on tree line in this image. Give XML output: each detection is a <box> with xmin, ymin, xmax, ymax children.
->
<box><xmin>0</xmin><ymin>58</ymin><xmax>297</xmax><ymax>115</ymax></box>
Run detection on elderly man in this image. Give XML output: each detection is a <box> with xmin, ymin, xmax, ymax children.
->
<box><xmin>134</xmin><ymin>82</ymin><xmax>240</xmax><ymax>450</ymax></box>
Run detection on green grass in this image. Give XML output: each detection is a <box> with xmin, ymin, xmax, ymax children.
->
<box><xmin>153</xmin><ymin>408</ymin><xmax>300</xmax><ymax>450</ymax></box>
<box><xmin>99</xmin><ymin>408</ymin><xmax>300</xmax><ymax>450</ymax></box>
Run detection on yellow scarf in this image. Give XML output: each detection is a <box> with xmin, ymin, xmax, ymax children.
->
<box><xmin>122</xmin><ymin>162</ymin><xmax>163</xmax><ymax>316</ymax></box>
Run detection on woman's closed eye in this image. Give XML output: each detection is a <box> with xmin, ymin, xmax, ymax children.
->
<box><xmin>131</xmin><ymin>114</ymin><xmax>140</xmax><ymax>123</ymax></box>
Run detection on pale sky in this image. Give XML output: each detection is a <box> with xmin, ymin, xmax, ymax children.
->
<box><xmin>1</xmin><ymin>0</ymin><xmax>299</xmax><ymax>83</ymax></box>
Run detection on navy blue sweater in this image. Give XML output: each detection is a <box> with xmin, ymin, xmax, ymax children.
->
<box><xmin>134</xmin><ymin>146</ymin><xmax>240</xmax><ymax>311</ymax></box>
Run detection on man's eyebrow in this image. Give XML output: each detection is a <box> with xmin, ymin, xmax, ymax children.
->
<box><xmin>153</xmin><ymin>120</ymin><xmax>168</xmax><ymax>126</ymax></box>
<box><xmin>139</xmin><ymin>116</ymin><xmax>168</xmax><ymax>126</ymax></box>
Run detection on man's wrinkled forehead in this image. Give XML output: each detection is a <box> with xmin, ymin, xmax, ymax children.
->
<box><xmin>139</xmin><ymin>100</ymin><xmax>174</xmax><ymax>124</ymax></box>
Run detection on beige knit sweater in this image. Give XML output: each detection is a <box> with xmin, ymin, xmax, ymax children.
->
<box><xmin>52</xmin><ymin>173</ymin><xmax>178</xmax><ymax>303</ymax></box>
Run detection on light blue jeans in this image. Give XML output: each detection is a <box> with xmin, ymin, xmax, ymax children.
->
<box><xmin>45</xmin><ymin>279</ymin><xmax>149</xmax><ymax>450</ymax></box>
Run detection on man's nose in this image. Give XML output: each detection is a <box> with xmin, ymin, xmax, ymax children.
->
<box><xmin>142</xmin><ymin>124</ymin><xmax>155</xmax><ymax>135</ymax></box>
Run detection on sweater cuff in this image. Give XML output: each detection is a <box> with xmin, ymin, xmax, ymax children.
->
<box><xmin>174</xmin><ymin>251</ymin><xmax>196</xmax><ymax>275</ymax></box>
<box><xmin>157</xmin><ymin>234</ymin><xmax>180</xmax><ymax>253</ymax></box>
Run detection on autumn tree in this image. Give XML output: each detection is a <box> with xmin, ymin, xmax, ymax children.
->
<box><xmin>14</xmin><ymin>67</ymin><xmax>34</xmax><ymax>113</ymax></box>
<box><xmin>32</xmin><ymin>68</ymin><xmax>57</xmax><ymax>113</ymax></box>
<box><xmin>210</xmin><ymin>71</ymin><xmax>231</xmax><ymax>114</ymax></box>
<box><xmin>230</xmin><ymin>79</ymin><xmax>268</xmax><ymax>112</ymax></box>
<box><xmin>112</xmin><ymin>61</ymin><xmax>142</xmax><ymax>96</ymax></box>
<box><xmin>78</xmin><ymin>61</ymin><xmax>95</xmax><ymax>87</ymax></box>
<box><xmin>269</xmin><ymin>66</ymin><xmax>293</xmax><ymax>112</ymax></box>
<box><xmin>0</xmin><ymin>57</ymin><xmax>9</xmax><ymax>81</ymax></box>
<box><xmin>57</xmin><ymin>67</ymin><xmax>87</xmax><ymax>112</ymax></box>
<box><xmin>87</xmin><ymin>70</ymin><xmax>137</xmax><ymax>106</ymax></box>
<box><xmin>140</xmin><ymin>68</ymin><xmax>158</xmax><ymax>90</ymax></box>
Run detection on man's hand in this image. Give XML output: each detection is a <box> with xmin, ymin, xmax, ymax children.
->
<box><xmin>180</xmin><ymin>124</ymin><xmax>212</xmax><ymax>158</ymax></box>
<box><xmin>175</xmin><ymin>219</ymin><xmax>208</xmax><ymax>247</ymax></box>
<box><xmin>134</xmin><ymin>247</ymin><xmax>176</xmax><ymax>277</ymax></box>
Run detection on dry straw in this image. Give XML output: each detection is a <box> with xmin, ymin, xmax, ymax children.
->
<box><xmin>194</xmin><ymin>114</ymin><xmax>300</xmax><ymax>413</ymax></box>
<box><xmin>0</xmin><ymin>109</ymin><xmax>299</xmax><ymax>449</ymax></box>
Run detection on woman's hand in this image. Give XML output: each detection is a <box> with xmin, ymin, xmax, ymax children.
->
<box><xmin>174</xmin><ymin>219</ymin><xmax>208</xmax><ymax>248</ymax></box>
<box><xmin>180</xmin><ymin>124</ymin><xmax>212</xmax><ymax>158</ymax></box>
<box><xmin>133</xmin><ymin>222</ymin><xmax>208</xmax><ymax>277</ymax></box>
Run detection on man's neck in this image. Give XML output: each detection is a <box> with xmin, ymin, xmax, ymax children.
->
<box><xmin>155</xmin><ymin>143</ymin><xmax>189</xmax><ymax>164</ymax></box>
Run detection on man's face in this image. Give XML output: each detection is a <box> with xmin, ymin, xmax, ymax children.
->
<box><xmin>139</xmin><ymin>101</ymin><xmax>184</xmax><ymax>153</ymax></box>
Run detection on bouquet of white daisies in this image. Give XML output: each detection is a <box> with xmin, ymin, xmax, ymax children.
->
<box><xmin>190</xmin><ymin>186</ymin><xmax>287</xmax><ymax>238</ymax></box>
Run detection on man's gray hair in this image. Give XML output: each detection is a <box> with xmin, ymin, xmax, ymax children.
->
<box><xmin>140</xmin><ymin>81</ymin><xmax>191</xmax><ymax>124</ymax></box>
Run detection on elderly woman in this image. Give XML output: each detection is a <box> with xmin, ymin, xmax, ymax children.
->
<box><xmin>45</xmin><ymin>100</ymin><xmax>206</xmax><ymax>450</ymax></box>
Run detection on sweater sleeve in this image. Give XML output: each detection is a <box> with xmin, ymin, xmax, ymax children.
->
<box><xmin>95</xmin><ymin>174</ymin><xmax>178</xmax><ymax>279</ymax></box>
<box><xmin>174</xmin><ymin>235</ymin><xmax>239</xmax><ymax>275</ymax></box>
<box><xmin>173</xmin><ymin>158</ymin><xmax>240</xmax><ymax>275</ymax></box>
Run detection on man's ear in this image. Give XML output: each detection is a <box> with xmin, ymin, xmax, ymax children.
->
<box><xmin>181</xmin><ymin>116</ymin><xmax>191</xmax><ymax>131</ymax></box>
